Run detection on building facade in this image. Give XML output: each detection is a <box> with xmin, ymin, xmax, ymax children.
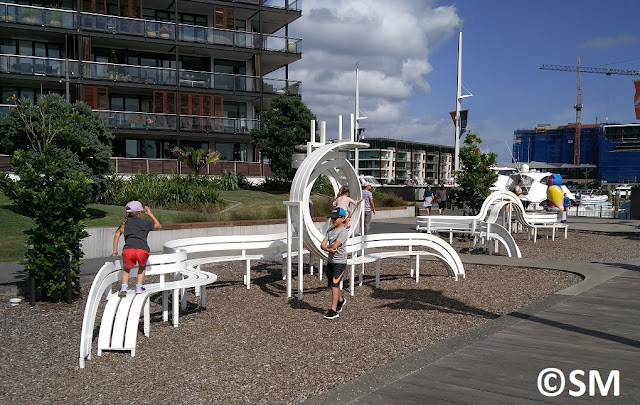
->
<box><xmin>348</xmin><ymin>138</ymin><xmax>453</xmax><ymax>185</ymax></box>
<box><xmin>513</xmin><ymin>123</ymin><xmax>640</xmax><ymax>183</ymax></box>
<box><xmin>0</xmin><ymin>0</ymin><xmax>301</xmax><ymax>175</ymax></box>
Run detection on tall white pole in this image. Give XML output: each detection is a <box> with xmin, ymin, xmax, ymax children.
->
<box><xmin>355</xmin><ymin>63</ymin><xmax>360</xmax><ymax>175</ymax></box>
<box><xmin>454</xmin><ymin>29</ymin><xmax>463</xmax><ymax>174</ymax></box>
<box><xmin>338</xmin><ymin>115</ymin><xmax>343</xmax><ymax>140</ymax></box>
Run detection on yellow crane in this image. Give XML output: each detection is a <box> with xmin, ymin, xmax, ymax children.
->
<box><xmin>540</xmin><ymin>58</ymin><xmax>640</xmax><ymax>165</ymax></box>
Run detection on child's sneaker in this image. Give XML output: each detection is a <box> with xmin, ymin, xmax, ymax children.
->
<box><xmin>135</xmin><ymin>285</ymin><xmax>146</xmax><ymax>294</ymax></box>
<box><xmin>336</xmin><ymin>297</ymin><xmax>346</xmax><ymax>313</ymax></box>
<box><xmin>323</xmin><ymin>309</ymin><xmax>339</xmax><ymax>319</ymax></box>
<box><xmin>118</xmin><ymin>284</ymin><xmax>128</xmax><ymax>297</ymax></box>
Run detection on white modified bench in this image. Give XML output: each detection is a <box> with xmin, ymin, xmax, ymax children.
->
<box><xmin>333</xmin><ymin>233</ymin><xmax>466</xmax><ymax>296</ymax></box>
<box><xmin>515</xmin><ymin>211</ymin><xmax>568</xmax><ymax>242</ymax></box>
<box><xmin>79</xmin><ymin>251</ymin><xmax>217</xmax><ymax>368</ymax></box>
<box><xmin>163</xmin><ymin>232</ymin><xmax>308</xmax><ymax>289</ymax></box>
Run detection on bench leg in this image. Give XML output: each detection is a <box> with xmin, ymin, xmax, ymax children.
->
<box><xmin>375</xmin><ymin>261</ymin><xmax>381</xmax><ymax>288</ymax></box>
<box><xmin>162</xmin><ymin>290</ymin><xmax>169</xmax><ymax>322</ymax></box>
<box><xmin>144</xmin><ymin>299</ymin><xmax>150</xmax><ymax>337</ymax></box>
<box><xmin>309</xmin><ymin>255</ymin><xmax>314</xmax><ymax>276</ymax></box>
<box><xmin>350</xmin><ymin>264</ymin><xmax>355</xmax><ymax>296</ymax></box>
<box><xmin>359</xmin><ymin>264</ymin><xmax>364</xmax><ymax>286</ymax></box>
<box><xmin>200</xmin><ymin>285</ymin><xmax>206</xmax><ymax>308</ymax></box>
<box><xmin>415</xmin><ymin>256</ymin><xmax>420</xmax><ymax>283</ymax></box>
<box><xmin>319</xmin><ymin>259</ymin><xmax>323</xmax><ymax>281</ymax></box>
<box><xmin>172</xmin><ymin>289</ymin><xmax>179</xmax><ymax>327</ymax></box>
<box><xmin>564</xmin><ymin>227</ymin><xmax>567</xmax><ymax>239</ymax></box>
<box><xmin>533</xmin><ymin>227</ymin><xmax>537</xmax><ymax>243</ymax></box>
<box><xmin>180</xmin><ymin>287</ymin><xmax>187</xmax><ymax>311</ymax></box>
<box><xmin>245</xmin><ymin>260</ymin><xmax>251</xmax><ymax>290</ymax></box>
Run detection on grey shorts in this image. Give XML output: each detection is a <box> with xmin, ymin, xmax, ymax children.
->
<box><xmin>327</xmin><ymin>262</ymin><xmax>346</xmax><ymax>288</ymax></box>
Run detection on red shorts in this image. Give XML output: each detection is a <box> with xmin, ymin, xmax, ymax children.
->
<box><xmin>122</xmin><ymin>248</ymin><xmax>150</xmax><ymax>269</ymax></box>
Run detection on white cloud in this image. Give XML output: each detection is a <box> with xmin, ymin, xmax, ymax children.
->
<box><xmin>580</xmin><ymin>33</ymin><xmax>637</xmax><ymax>50</ymax></box>
<box><xmin>287</xmin><ymin>0</ymin><xmax>461</xmax><ymax>142</ymax></box>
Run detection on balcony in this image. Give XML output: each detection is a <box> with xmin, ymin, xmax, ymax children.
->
<box><xmin>0</xmin><ymin>54</ymin><xmax>79</xmax><ymax>78</ymax></box>
<box><xmin>0</xmin><ymin>3</ymin><xmax>77</xmax><ymax>29</ymax></box>
<box><xmin>263</xmin><ymin>0</ymin><xmax>303</xmax><ymax>11</ymax></box>
<box><xmin>262</xmin><ymin>78</ymin><xmax>301</xmax><ymax>95</ymax></box>
<box><xmin>94</xmin><ymin>110</ymin><xmax>259</xmax><ymax>134</ymax></box>
<box><xmin>79</xmin><ymin>13</ymin><xmax>302</xmax><ymax>54</ymax></box>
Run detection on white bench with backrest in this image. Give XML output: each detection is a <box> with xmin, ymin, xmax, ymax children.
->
<box><xmin>331</xmin><ymin>233</ymin><xmax>466</xmax><ymax>296</ymax></box>
<box><xmin>79</xmin><ymin>251</ymin><xmax>217</xmax><ymax>368</ymax></box>
<box><xmin>163</xmin><ymin>232</ymin><xmax>309</xmax><ymax>289</ymax></box>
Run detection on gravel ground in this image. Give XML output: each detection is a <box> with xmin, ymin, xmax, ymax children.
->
<box><xmin>0</xmin><ymin>230</ymin><xmax>638</xmax><ymax>405</ymax></box>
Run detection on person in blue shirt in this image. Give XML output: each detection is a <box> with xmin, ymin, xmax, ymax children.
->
<box><xmin>562</xmin><ymin>193</ymin><xmax>571</xmax><ymax>223</ymax></box>
<box><xmin>423</xmin><ymin>185</ymin><xmax>434</xmax><ymax>215</ymax></box>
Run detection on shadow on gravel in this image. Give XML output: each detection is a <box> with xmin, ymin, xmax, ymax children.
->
<box><xmin>354</xmin><ymin>275</ymin><xmax>499</xmax><ymax>319</ymax></box>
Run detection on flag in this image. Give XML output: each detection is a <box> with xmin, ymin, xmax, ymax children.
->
<box><xmin>449</xmin><ymin>109</ymin><xmax>468</xmax><ymax>131</ymax></box>
<box><xmin>635</xmin><ymin>80</ymin><xmax>640</xmax><ymax>120</ymax></box>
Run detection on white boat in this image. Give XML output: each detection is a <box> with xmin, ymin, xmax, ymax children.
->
<box><xmin>614</xmin><ymin>184</ymin><xmax>632</xmax><ymax>198</ymax></box>
<box><xmin>577</xmin><ymin>193</ymin><xmax>609</xmax><ymax>204</ymax></box>
<box><xmin>491</xmin><ymin>164</ymin><xmax>575</xmax><ymax>211</ymax></box>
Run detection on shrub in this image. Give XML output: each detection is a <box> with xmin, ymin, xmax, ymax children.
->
<box><xmin>217</xmin><ymin>171</ymin><xmax>250</xmax><ymax>191</ymax></box>
<box><xmin>99</xmin><ymin>173</ymin><xmax>225</xmax><ymax>210</ymax></box>
<box><xmin>258</xmin><ymin>177</ymin><xmax>292</xmax><ymax>193</ymax></box>
<box><xmin>371</xmin><ymin>188</ymin><xmax>407</xmax><ymax>207</ymax></box>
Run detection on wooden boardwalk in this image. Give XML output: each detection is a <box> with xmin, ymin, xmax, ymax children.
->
<box><xmin>348</xmin><ymin>270</ymin><xmax>640</xmax><ymax>404</ymax></box>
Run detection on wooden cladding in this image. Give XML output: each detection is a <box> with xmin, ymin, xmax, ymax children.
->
<box><xmin>214</xmin><ymin>6</ymin><xmax>235</xmax><ymax>30</ymax></box>
<box><xmin>153</xmin><ymin>91</ymin><xmax>176</xmax><ymax>115</ymax></box>
<box><xmin>81</xmin><ymin>0</ymin><xmax>143</xmax><ymax>18</ymax></box>
<box><xmin>83</xmin><ymin>86</ymin><xmax>109</xmax><ymax>109</ymax></box>
<box><xmin>153</xmin><ymin>91</ymin><xmax>223</xmax><ymax>117</ymax></box>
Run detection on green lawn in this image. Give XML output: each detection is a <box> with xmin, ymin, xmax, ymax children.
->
<box><xmin>0</xmin><ymin>191</ymin><xmax>306</xmax><ymax>262</ymax></box>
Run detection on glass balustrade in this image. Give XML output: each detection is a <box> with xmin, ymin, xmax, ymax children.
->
<box><xmin>94</xmin><ymin>110</ymin><xmax>258</xmax><ymax>134</ymax></box>
<box><xmin>0</xmin><ymin>3</ymin><xmax>76</xmax><ymax>28</ymax></box>
<box><xmin>83</xmin><ymin>61</ymin><xmax>176</xmax><ymax>85</ymax></box>
<box><xmin>263</xmin><ymin>0</ymin><xmax>303</xmax><ymax>11</ymax></box>
<box><xmin>179</xmin><ymin>70</ymin><xmax>260</xmax><ymax>92</ymax></box>
<box><xmin>0</xmin><ymin>54</ymin><xmax>78</xmax><ymax>77</ymax></box>
<box><xmin>262</xmin><ymin>78</ymin><xmax>301</xmax><ymax>95</ymax></box>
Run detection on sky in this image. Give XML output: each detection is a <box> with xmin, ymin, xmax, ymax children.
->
<box><xmin>284</xmin><ymin>0</ymin><xmax>640</xmax><ymax>162</ymax></box>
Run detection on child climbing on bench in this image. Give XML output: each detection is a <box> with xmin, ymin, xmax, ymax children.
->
<box><xmin>110</xmin><ymin>200</ymin><xmax>162</xmax><ymax>296</ymax></box>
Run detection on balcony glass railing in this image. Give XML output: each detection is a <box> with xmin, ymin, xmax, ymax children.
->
<box><xmin>94</xmin><ymin>110</ymin><xmax>259</xmax><ymax>134</ymax></box>
<box><xmin>83</xmin><ymin>61</ymin><xmax>176</xmax><ymax>85</ymax></box>
<box><xmin>262</xmin><ymin>78</ymin><xmax>301</xmax><ymax>95</ymax></box>
<box><xmin>0</xmin><ymin>3</ymin><xmax>77</xmax><ymax>29</ymax></box>
<box><xmin>179</xmin><ymin>69</ymin><xmax>260</xmax><ymax>92</ymax></box>
<box><xmin>0</xmin><ymin>54</ymin><xmax>79</xmax><ymax>78</ymax></box>
<box><xmin>78</xmin><ymin>12</ymin><xmax>302</xmax><ymax>53</ymax></box>
<box><xmin>263</xmin><ymin>0</ymin><xmax>303</xmax><ymax>11</ymax></box>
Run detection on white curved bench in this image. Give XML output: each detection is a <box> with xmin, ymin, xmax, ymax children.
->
<box><xmin>79</xmin><ymin>251</ymin><xmax>217</xmax><ymax>368</ymax></box>
<box><xmin>163</xmin><ymin>232</ymin><xmax>309</xmax><ymax>289</ymax></box>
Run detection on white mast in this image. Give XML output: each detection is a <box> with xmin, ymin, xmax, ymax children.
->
<box><xmin>454</xmin><ymin>22</ymin><xmax>472</xmax><ymax>175</ymax></box>
<box><xmin>355</xmin><ymin>62</ymin><xmax>360</xmax><ymax>175</ymax></box>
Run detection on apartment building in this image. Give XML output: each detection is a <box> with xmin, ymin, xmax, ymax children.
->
<box><xmin>0</xmin><ymin>0</ymin><xmax>301</xmax><ymax>175</ymax></box>
<box><xmin>348</xmin><ymin>138</ymin><xmax>453</xmax><ymax>185</ymax></box>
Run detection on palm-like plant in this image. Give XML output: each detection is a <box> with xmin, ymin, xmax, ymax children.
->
<box><xmin>172</xmin><ymin>146</ymin><xmax>219</xmax><ymax>175</ymax></box>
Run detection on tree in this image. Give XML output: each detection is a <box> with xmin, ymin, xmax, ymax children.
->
<box><xmin>449</xmin><ymin>132</ymin><xmax>498</xmax><ymax>215</ymax></box>
<box><xmin>250</xmin><ymin>95</ymin><xmax>317</xmax><ymax>181</ymax></box>
<box><xmin>172</xmin><ymin>146</ymin><xmax>219</xmax><ymax>175</ymax></box>
<box><xmin>0</xmin><ymin>94</ymin><xmax>112</xmax><ymax>301</ymax></box>
<box><xmin>0</xmin><ymin>94</ymin><xmax>114</xmax><ymax>199</ymax></box>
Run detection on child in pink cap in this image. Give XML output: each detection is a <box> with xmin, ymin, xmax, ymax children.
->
<box><xmin>110</xmin><ymin>201</ymin><xmax>162</xmax><ymax>295</ymax></box>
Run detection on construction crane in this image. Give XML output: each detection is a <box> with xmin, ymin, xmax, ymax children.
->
<box><xmin>540</xmin><ymin>59</ymin><xmax>640</xmax><ymax>165</ymax></box>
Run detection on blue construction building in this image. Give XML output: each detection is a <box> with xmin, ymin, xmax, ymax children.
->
<box><xmin>512</xmin><ymin>123</ymin><xmax>640</xmax><ymax>183</ymax></box>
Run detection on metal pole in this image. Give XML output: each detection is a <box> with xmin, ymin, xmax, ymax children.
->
<box><xmin>454</xmin><ymin>29</ymin><xmax>462</xmax><ymax>174</ymax></box>
<box><xmin>65</xmin><ymin>56</ymin><xmax>70</xmax><ymax>103</ymax></box>
<box><xmin>27</xmin><ymin>239</ymin><xmax>35</xmax><ymax>306</ymax></box>
<box><xmin>355</xmin><ymin>63</ymin><xmax>360</xmax><ymax>176</ymax></box>
<box><xmin>65</xmin><ymin>250</ymin><xmax>73</xmax><ymax>304</ymax></box>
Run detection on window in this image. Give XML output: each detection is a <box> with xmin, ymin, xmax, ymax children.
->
<box><xmin>216</xmin><ymin>142</ymin><xmax>247</xmax><ymax>161</ymax></box>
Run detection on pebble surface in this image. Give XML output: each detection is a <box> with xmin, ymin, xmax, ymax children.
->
<box><xmin>1</xmin><ymin>230</ymin><xmax>638</xmax><ymax>404</ymax></box>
